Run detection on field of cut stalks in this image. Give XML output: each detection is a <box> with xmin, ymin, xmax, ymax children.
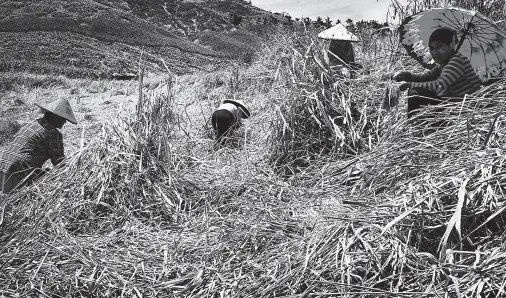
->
<box><xmin>1</xmin><ymin>21</ymin><xmax>506</xmax><ymax>298</ymax></box>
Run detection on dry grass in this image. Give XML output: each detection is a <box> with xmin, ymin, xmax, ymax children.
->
<box><xmin>265</xmin><ymin>27</ymin><xmax>402</xmax><ymax>174</ymax></box>
<box><xmin>0</xmin><ymin>118</ymin><xmax>21</xmax><ymax>146</ymax></box>
<box><xmin>0</xmin><ymin>72</ymin><xmax>70</xmax><ymax>92</ymax></box>
<box><xmin>1</xmin><ymin>20</ymin><xmax>506</xmax><ymax>298</ymax></box>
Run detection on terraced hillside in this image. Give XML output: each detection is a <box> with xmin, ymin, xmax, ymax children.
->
<box><xmin>0</xmin><ymin>0</ymin><xmax>281</xmax><ymax>78</ymax></box>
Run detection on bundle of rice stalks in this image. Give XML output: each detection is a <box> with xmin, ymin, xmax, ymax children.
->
<box><xmin>381</xmin><ymin>81</ymin><xmax>400</xmax><ymax>110</ymax></box>
<box><xmin>3</xmin><ymin>25</ymin><xmax>506</xmax><ymax>298</ymax></box>
<box><xmin>267</xmin><ymin>34</ymin><xmax>398</xmax><ymax>175</ymax></box>
<box><xmin>0</xmin><ymin>77</ymin><xmax>203</xmax><ymax>294</ymax></box>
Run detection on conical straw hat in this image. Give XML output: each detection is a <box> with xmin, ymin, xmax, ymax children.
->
<box><xmin>223</xmin><ymin>99</ymin><xmax>250</xmax><ymax>119</ymax></box>
<box><xmin>317</xmin><ymin>23</ymin><xmax>360</xmax><ymax>42</ymax></box>
<box><xmin>35</xmin><ymin>98</ymin><xmax>78</xmax><ymax>124</ymax></box>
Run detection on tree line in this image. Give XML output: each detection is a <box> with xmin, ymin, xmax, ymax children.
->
<box><xmin>233</xmin><ymin>12</ymin><xmax>391</xmax><ymax>35</ymax></box>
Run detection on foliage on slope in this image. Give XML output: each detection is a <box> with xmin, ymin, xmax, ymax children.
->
<box><xmin>0</xmin><ymin>0</ymin><xmax>277</xmax><ymax>78</ymax></box>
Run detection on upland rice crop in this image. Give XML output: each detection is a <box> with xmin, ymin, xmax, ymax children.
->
<box><xmin>1</xmin><ymin>20</ymin><xmax>506</xmax><ymax>298</ymax></box>
<box><xmin>265</xmin><ymin>27</ymin><xmax>402</xmax><ymax>174</ymax></box>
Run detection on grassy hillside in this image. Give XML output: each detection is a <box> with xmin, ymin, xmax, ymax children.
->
<box><xmin>0</xmin><ymin>0</ymin><xmax>278</xmax><ymax>78</ymax></box>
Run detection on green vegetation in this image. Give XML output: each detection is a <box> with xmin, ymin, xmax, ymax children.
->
<box><xmin>193</xmin><ymin>30</ymin><xmax>259</xmax><ymax>63</ymax></box>
<box><xmin>0</xmin><ymin>0</ymin><xmax>268</xmax><ymax>78</ymax></box>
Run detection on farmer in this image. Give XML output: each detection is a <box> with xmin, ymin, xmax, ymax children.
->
<box><xmin>0</xmin><ymin>98</ymin><xmax>77</xmax><ymax>194</ymax></box>
<box><xmin>393</xmin><ymin>28</ymin><xmax>481</xmax><ymax>118</ymax></box>
<box><xmin>211</xmin><ymin>99</ymin><xmax>250</xmax><ymax>141</ymax></box>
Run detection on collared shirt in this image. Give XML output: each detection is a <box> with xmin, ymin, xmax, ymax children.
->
<box><xmin>410</xmin><ymin>52</ymin><xmax>481</xmax><ymax>97</ymax></box>
<box><xmin>0</xmin><ymin>118</ymin><xmax>64</xmax><ymax>179</ymax></box>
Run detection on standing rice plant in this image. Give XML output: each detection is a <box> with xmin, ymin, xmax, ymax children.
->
<box><xmin>266</xmin><ymin>28</ymin><xmax>400</xmax><ymax>174</ymax></box>
<box><xmin>264</xmin><ymin>89</ymin><xmax>506</xmax><ymax>297</ymax></box>
<box><xmin>0</xmin><ymin>74</ymin><xmax>201</xmax><ymax>295</ymax></box>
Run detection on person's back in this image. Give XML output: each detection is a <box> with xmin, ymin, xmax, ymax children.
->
<box><xmin>211</xmin><ymin>99</ymin><xmax>250</xmax><ymax>142</ymax></box>
<box><xmin>329</xmin><ymin>40</ymin><xmax>355</xmax><ymax>65</ymax></box>
<box><xmin>0</xmin><ymin>97</ymin><xmax>77</xmax><ymax>193</ymax></box>
<box><xmin>0</xmin><ymin>118</ymin><xmax>64</xmax><ymax>180</ymax></box>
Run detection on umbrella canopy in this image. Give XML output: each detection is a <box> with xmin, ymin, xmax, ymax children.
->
<box><xmin>399</xmin><ymin>7</ymin><xmax>506</xmax><ymax>82</ymax></box>
<box><xmin>318</xmin><ymin>23</ymin><xmax>360</xmax><ymax>42</ymax></box>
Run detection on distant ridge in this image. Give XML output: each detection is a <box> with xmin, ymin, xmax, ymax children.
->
<box><xmin>0</xmin><ymin>0</ymin><xmax>284</xmax><ymax>78</ymax></box>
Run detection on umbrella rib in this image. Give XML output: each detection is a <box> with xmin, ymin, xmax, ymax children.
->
<box><xmin>476</xmin><ymin>15</ymin><xmax>503</xmax><ymax>31</ymax></box>
<box><xmin>468</xmin><ymin>33</ymin><xmax>491</xmax><ymax>77</ymax></box>
<box><xmin>471</xmin><ymin>34</ymin><xmax>503</xmax><ymax>72</ymax></box>
<box><xmin>451</xmin><ymin>9</ymin><xmax>467</xmax><ymax>29</ymax></box>
<box><xmin>470</xmin><ymin>32</ymin><xmax>503</xmax><ymax>59</ymax></box>
<box><xmin>439</xmin><ymin>13</ymin><xmax>463</xmax><ymax>30</ymax></box>
<box><xmin>472</xmin><ymin>24</ymin><xmax>503</xmax><ymax>37</ymax></box>
<box><xmin>458</xmin><ymin>13</ymin><xmax>506</xmax><ymax>75</ymax></box>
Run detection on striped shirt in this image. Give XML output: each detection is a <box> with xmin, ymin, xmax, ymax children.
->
<box><xmin>0</xmin><ymin>118</ymin><xmax>64</xmax><ymax>180</ymax></box>
<box><xmin>411</xmin><ymin>52</ymin><xmax>481</xmax><ymax>97</ymax></box>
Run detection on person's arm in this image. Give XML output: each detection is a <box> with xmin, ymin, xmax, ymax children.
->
<box><xmin>410</xmin><ymin>56</ymin><xmax>465</xmax><ymax>94</ymax></box>
<box><xmin>410</xmin><ymin>66</ymin><xmax>442</xmax><ymax>82</ymax></box>
<box><xmin>393</xmin><ymin>67</ymin><xmax>439</xmax><ymax>82</ymax></box>
<box><xmin>49</xmin><ymin>131</ymin><xmax>65</xmax><ymax>166</ymax></box>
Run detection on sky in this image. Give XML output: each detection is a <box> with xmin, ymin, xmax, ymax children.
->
<box><xmin>251</xmin><ymin>0</ymin><xmax>408</xmax><ymax>23</ymax></box>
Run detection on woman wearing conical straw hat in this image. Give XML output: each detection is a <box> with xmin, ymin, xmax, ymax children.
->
<box><xmin>0</xmin><ymin>98</ymin><xmax>77</xmax><ymax>194</ymax></box>
<box><xmin>211</xmin><ymin>98</ymin><xmax>250</xmax><ymax>142</ymax></box>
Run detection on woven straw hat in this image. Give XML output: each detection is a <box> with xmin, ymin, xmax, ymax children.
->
<box><xmin>223</xmin><ymin>99</ymin><xmax>250</xmax><ymax>119</ymax></box>
<box><xmin>35</xmin><ymin>98</ymin><xmax>78</xmax><ymax>124</ymax></box>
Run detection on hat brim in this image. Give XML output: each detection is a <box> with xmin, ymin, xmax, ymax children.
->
<box><xmin>223</xmin><ymin>99</ymin><xmax>251</xmax><ymax>119</ymax></box>
<box><xmin>36</xmin><ymin>103</ymin><xmax>78</xmax><ymax>124</ymax></box>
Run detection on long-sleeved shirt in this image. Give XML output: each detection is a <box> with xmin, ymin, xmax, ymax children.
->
<box><xmin>0</xmin><ymin>118</ymin><xmax>64</xmax><ymax>180</ymax></box>
<box><xmin>410</xmin><ymin>52</ymin><xmax>481</xmax><ymax>97</ymax></box>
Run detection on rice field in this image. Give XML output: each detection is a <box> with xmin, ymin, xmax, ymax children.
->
<box><xmin>1</xmin><ymin>22</ymin><xmax>506</xmax><ymax>298</ymax></box>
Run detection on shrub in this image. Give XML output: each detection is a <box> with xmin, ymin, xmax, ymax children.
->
<box><xmin>229</xmin><ymin>13</ymin><xmax>243</xmax><ymax>26</ymax></box>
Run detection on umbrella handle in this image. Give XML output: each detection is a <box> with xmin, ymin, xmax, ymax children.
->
<box><xmin>456</xmin><ymin>22</ymin><xmax>475</xmax><ymax>52</ymax></box>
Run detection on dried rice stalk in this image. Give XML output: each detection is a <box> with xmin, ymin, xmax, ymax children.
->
<box><xmin>381</xmin><ymin>81</ymin><xmax>400</xmax><ymax>110</ymax></box>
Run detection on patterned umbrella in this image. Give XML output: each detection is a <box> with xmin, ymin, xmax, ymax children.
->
<box><xmin>399</xmin><ymin>7</ymin><xmax>506</xmax><ymax>82</ymax></box>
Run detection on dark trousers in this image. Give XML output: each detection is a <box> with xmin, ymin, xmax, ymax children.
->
<box><xmin>0</xmin><ymin>168</ymin><xmax>46</xmax><ymax>194</ymax></box>
<box><xmin>211</xmin><ymin>109</ymin><xmax>237</xmax><ymax>139</ymax></box>
<box><xmin>0</xmin><ymin>171</ymin><xmax>21</xmax><ymax>194</ymax></box>
<box><xmin>407</xmin><ymin>87</ymin><xmax>444</xmax><ymax>119</ymax></box>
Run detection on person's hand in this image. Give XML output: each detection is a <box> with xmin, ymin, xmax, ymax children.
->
<box><xmin>399</xmin><ymin>82</ymin><xmax>411</xmax><ymax>91</ymax></box>
<box><xmin>392</xmin><ymin>71</ymin><xmax>412</xmax><ymax>82</ymax></box>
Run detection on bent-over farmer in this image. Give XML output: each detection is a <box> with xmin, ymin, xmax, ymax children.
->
<box><xmin>211</xmin><ymin>99</ymin><xmax>250</xmax><ymax>141</ymax></box>
<box><xmin>0</xmin><ymin>98</ymin><xmax>77</xmax><ymax>194</ymax></box>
